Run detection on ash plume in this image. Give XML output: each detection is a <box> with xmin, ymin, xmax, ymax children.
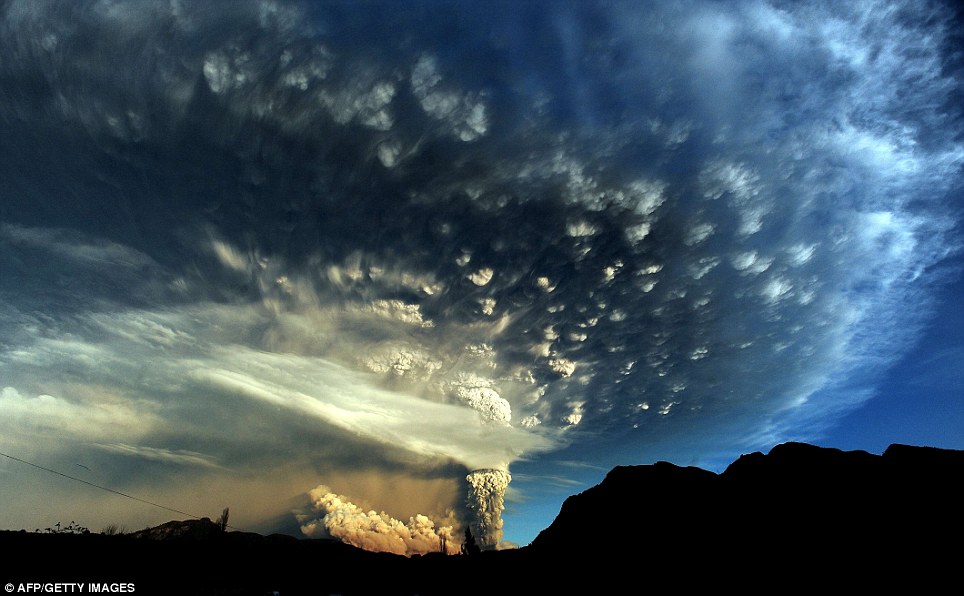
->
<box><xmin>465</xmin><ymin>469</ymin><xmax>511</xmax><ymax>549</ymax></box>
<box><xmin>299</xmin><ymin>485</ymin><xmax>459</xmax><ymax>556</ymax></box>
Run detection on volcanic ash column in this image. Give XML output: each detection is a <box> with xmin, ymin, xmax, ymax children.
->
<box><xmin>465</xmin><ymin>468</ymin><xmax>511</xmax><ymax>549</ymax></box>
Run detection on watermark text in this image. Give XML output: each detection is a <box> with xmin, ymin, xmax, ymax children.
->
<box><xmin>5</xmin><ymin>583</ymin><xmax>134</xmax><ymax>593</ymax></box>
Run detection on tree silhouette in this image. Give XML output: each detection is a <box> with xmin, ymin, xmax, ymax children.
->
<box><xmin>216</xmin><ymin>507</ymin><xmax>230</xmax><ymax>532</ymax></box>
<box><xmin>461</xmin><ymin>527</ymin><xmax>481</xmax><ymax>556</ymax></box>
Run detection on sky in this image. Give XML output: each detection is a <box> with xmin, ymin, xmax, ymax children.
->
<box><xmin>1</xmin><ymin>0</ymin><xmax>962</xmax><ymax>551</ymax></box>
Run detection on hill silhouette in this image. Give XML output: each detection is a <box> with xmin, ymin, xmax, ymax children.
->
<box><xmin>532</xmin><ymin>442</ymin><xmax>963</xmax><ymax>559</ymax></box>
<box><xmin>3</xmin><ymin>442</ymin><xmax>961</xmax><ymax>594</ymax></box>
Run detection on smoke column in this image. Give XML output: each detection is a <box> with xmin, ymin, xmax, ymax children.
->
<box><xmin>465</xmin><ymin>469</ymin><xmax>511</xmax><ymax>549</ymax></box>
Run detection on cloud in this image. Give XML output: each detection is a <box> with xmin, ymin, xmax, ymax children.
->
<box><xmin>0</xmin><ymin>386</ymin><xmax>152</xmax><ymax>446</ymax></box>
<box><xmin>189</xmin><ymin>346</ymin><xmax>549</xmax><ymax>470</ymax></box>
<box><xmin>93</xmin><ymin>443</ymin><xmax>221</xmax><ymax>469</ymax></box>
<box><xmin>410</xmin><ymin>54</ymin><xmax>489</xmax><ymax>142</ymax></box>
<box><xmin>0</xmin><ymin>225</ymin><xmax>157</xmax><ymax>270</ymax></box>
<box><xmin>0</xmin><ymin>0</ymin><xmax>961</xmax><ymax>546</ymax></box>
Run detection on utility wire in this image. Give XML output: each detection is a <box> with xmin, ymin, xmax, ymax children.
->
<box><xmin>0</xmin><ymin>450</ymin><xmax>241</xmax><ymax>531</ymax></box>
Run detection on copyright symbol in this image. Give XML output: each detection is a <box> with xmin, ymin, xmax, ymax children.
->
<box><xmin>5</xmin><ymin>583</ymin><xmax>14</xmax><ymax>593</ymax></box>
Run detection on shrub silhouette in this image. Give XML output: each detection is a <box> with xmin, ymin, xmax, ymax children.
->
<box><xmin>100</xmin><ymin>524</ymin><xmax>127</xmax><ymax>536</ymax></box>
<box><xmin>38</xmin><ymin>521</ymin><xmax>89</xmax><ymax>535</ymax></box>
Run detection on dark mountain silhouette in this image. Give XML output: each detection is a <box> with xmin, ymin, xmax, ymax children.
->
<box><xmin>3</xmin><ymin>443</ymin><xmax>961</xmax><ymax>595</ymax></box>
<box><xmin>530</xmin><ymin>442</ymin><xmax>963</xmax><ymax>588</ymax></box>
<box><xmin>128</xmin><ymin>517</ymin><xmax>227</xmax><ymax>541</ymax></box>
<box><xmin>533</xmin><ymin>442</ymin><xmax>964</xmax><ymax>547</ymax></box>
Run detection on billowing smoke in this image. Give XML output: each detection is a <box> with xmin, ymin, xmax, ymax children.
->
<box><xmin>299</xmin><ymin>470</ymin><xmax>512</xmax><ymax>553</ymax></box>
<box><xmin>300</xmin><ymin>486</ymin><xmax>459</xmax><ymax>556</ymax></box>
<box><xmin>465</xmin><ymin>469</ymin><xmax>512</xmax><ymax>549</ymax></box>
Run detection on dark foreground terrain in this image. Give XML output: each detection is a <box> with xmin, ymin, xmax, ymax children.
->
<box><xmin>3</xmin><ymin>442</ymin><xmax>962</xmax><ymax>595</ymax></box>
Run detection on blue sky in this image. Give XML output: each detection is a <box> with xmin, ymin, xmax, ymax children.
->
<box><xmin>1</xmin><ymin>0</ymin><xmax>962</xmax><ymax>551</ymax></box>
<box><xmin>819</xmin><ymin>255</ymin><xmax>964</xmax><ymax>453</ymax></box>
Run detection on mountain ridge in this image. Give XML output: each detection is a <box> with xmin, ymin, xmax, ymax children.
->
<box><xmin>530</xmin><ymin>441</ymin><xmax>964</xmax><ymax>558</ymax></box>
<box><xmin>4</xmin><ymin>442</ymin><xmax>961</xmax><ymax>594</ymax></box>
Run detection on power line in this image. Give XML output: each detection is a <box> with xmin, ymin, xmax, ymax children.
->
<box><xmin>0</xmin><ymin>450</ymin><xmax>240</xmax><ymax>531</ymax></box>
